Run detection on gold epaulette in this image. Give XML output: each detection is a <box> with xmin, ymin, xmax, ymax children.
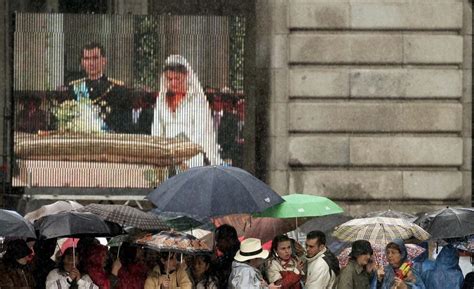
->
<box><xmin>68</xmin><ymin>77</ymin><xmax>86</xmax><ymax>86</ymax></box>
<box><xmin>108</xmin><ymin>78</ymin><xmax>125</xmax><ymax>86</ymax></box>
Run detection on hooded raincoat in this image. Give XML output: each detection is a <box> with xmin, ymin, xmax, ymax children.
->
<box><xmin>373</xmin><ymin>239</ymin><xmax>426</xmax><ymax>289</ymax></box>
<box><xmin>423</xmin><ymin>245</ymin><xmax>463</xmax><ymax>289</ymax></box>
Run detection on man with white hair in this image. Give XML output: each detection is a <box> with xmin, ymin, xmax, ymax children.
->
<box><xmin>151</xmin><ymin>55</ymin><xmax>223</xmax><ymax>169</ymax></box>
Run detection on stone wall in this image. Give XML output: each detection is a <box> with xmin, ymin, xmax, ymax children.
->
<box><xmin>260</xmin><ymin>0</ymin><xmax>472</xmax><ymax>215</ymax></box>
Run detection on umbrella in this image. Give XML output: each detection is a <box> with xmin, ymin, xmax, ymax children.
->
<box><xmin>24</xmin><ymin>201</ymin><xmax>83</xmax><ymax>222</ymax></box>
<box><xmin>135</xmin><ymin>231</ymin><xmax>211</xmax><ymax>254</ymax></box>
<box><xmin>365</xmin><ymin>210</ymin><xmax>416</xmax><ymax>221</ymax></box>
<box><xmin>60</xmin><ymin>238</ymin><xmax>79</xmax><ymax>254</ymax></box>
<box><xmin>414</xmin><ymin>207</ymin><xmax>474</xmax><ymax>239</ymax></box>
<box><xmin>337</xmin><ymin>243</ymin><xmax>425</xmax><ymax>267</ymax></box>
<box><xmin>151</xmin><ymin>210</ymin><xmax>207</xmax><ymax>231</ymax></box>
<box><xmin>214</xmin><ymin>214</ymin><xmax>297</xmax><ymax>243</ymax></box>
<box><xmin>0</xmin><ymin>209</ymin><xmax>36</xmax><ymax>239</ymax></box>
<box><xmin>298</xmin><ymin>214</ymin><xmax>353</xmax><ymax>235</ymax></box>
<box><xmin>183</xmin><ymin>228</ymin><xmax>214</xmax><ymax>249</ymax></box>
<box><xmin>35</xmin><ymin>211</ymin><xmax>121</xmax><ymax>239</ymax></box>
<box><xmin>254</xmin><ymin>194</ymin><xmax>344</xmax><ymax>227</ymax></box>
<box><xmin>78</xmin><ymin>204</ymin><xmax>169</xmax><ymax>231</ymax></box>
<box><xmin>147</xmin><ymin>165</ymin><xmax>284</xmax><ymax>218</ymax></box>
<box><xmin>333</xmin><ymin>217</ymin><xmax>430</xmax><ymax>244</ymax></box>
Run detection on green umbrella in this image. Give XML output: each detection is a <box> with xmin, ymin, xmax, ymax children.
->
<box><xmin>254</xmin><ymin>194</ymin><xmax>344</xmax><ymax>222</ymax></box>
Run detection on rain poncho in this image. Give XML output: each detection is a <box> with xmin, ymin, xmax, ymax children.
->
<box><xmin>423</xmin><ymin>245</ymin><xmax>463</xmax><ymax>289</ymax></box>
<box><xmin>374</xmin><ymin>239</ymin><xmax>426</xmax><ymax>289</ymax></box>
<box><xmin>151</xmin><ymin>55</ymin><xmax>223</xmax><ymax>167</ymax></box>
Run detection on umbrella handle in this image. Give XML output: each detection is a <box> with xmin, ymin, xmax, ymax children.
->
<box><xmin>73</xmin><ymin>245</ymin><xmax>75</xmax><ymax>268</ymax></box>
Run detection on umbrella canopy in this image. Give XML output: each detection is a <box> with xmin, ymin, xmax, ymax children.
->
<box><xmin>414</xmin><ymin>207</ymin><xmax>474</xmax><ymax>239</ymax></box>
<box><xmin>214</xmin><ymin>214</ymin><xmax>297</xmax><ymax>243</ymax></box>
<box><xmin>24</xmin><ymin>201</ymin><xmax>83</xmax><ymax>222</ymax></box>
<box><xmin>35</xmin><ymin>211</ymin><xmax>121</xmax><ymax>239</ymax></box>
<box><xmin>135</xmin><ymin>231</ymin><xmax>211</xmax><ymax>254</ymax></box>
<box><xmin>254</xmin><ymin>194</ymin><xmax>344</xmax><ymax>219</ymax></box>
<box><xmin>337</xmin><ymin>243</ymin><xmax>425</xmax><ymax>267</ymax></box>
<box><xmin>0</xmin><ymin>209</ymin><xmax>36</xmax><ymax>239</ymax></box>
<box><xmin>299</xmin><ymin>214</ymin><xmax>353</xmax><ymax>235</ymax></box>
<box><xmin>365</xmin><ymin>210</ymin><xmax>416</xmax><ymax>220</ymax></box>
<box><xmin>78</xmin><ymin>204</ymin><xmax>169</xmax><ymax>231</ymax></box>
<box><xmin>333</xmin><ymin>217</ymin><xmax>430</xmax><ymax>244</ymax></box>
<box><xmin>147</xmin><ymin>165</ymin><xmax>284</xmax><ymax>218</ymax></box>
<box><xmin>151</xmin><ymin>210</ymin><xmax>207</xmax><ymax>231</ymax></box>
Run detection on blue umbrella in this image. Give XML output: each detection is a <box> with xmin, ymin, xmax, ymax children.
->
<box><xmin>147</xmin><ymin>165</ymin><xmax>284</xmax><ymax>218</ymax></box>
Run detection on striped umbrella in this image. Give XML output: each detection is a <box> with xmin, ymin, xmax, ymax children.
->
<box><xmin>333</xmin><ymin>217</ymin><xmax>430</xmax><ymax>245</ymax></box>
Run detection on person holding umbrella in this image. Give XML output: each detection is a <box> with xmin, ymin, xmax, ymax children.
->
<box><xmin>46</xmin><ymin>247</ymin><xmax>98</xmax><ymax>289</ymax></box>
<box><xmin>228</xmin><ymin>238</ymin><xmax>281</xmax><ymax>289</ymax></box>
<box><xmin>144</xmin><ymin>251</ymin><xmax>192</xmax><ymax>289</ymax></box>
<box><xmin>337</xmin><ymin>240</ymin><xmax>374</xmax><ymax>289</ymax></box>
<box><xmin>374</xmin><ymin>239</ymin><xmax>426</xmax><ymax>289</ymax></box>
<box><xmin>423</xmin><ymin>244</ymin><xmax>464</xmax><ymax>289</ymax></box>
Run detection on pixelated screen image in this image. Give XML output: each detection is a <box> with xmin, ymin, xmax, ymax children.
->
<box><xmin>13</xmin><ymin>13</ymin><xmax>246</xmax><ymax>188</ymax></box>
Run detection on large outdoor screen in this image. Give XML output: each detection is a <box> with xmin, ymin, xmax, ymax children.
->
<box><xmin>12</xmin><ymin>13</ymin><xmax>246</xmax><ymax>188</ymax></box>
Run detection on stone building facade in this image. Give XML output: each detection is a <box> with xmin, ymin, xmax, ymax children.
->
<box><xmin>0</xmin><ymin>0</ymin><xmax>471</xmax><ymax>214</ymax></box>
<box><xmin>259</xmin><ymin>0</ymin><xmax>472</xmax><ymax>215</ymax></box>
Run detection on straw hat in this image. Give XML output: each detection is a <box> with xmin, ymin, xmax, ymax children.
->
<box><xmin>234</xmin><ymin>238</ymin><xmax>269</xmax><ymax>262</ymax></box>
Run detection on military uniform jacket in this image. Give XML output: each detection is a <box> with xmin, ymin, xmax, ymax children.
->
<box><xmin>66</xmin><ymin>75</ymin><xmax>139</xmax><ymax>134</ymax></box>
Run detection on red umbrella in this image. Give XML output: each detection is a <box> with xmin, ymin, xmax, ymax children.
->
<box><xmin>214</xmin><ymin>214</ymin><xmax>298</xmax><ymax>243</ymax></box>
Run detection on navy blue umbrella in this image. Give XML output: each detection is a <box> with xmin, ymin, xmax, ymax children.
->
<box><xmin>147</xmin><ymin>165</ymin><xmax>284</xmax><ymax>218</ymax></box>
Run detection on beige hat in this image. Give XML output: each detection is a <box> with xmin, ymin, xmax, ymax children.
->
<box><xmin>234</xmin><ymin>238</ymin><xmax>269</xmax><ymax>262</ymax></box>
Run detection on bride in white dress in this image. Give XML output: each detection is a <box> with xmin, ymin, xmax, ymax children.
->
<box><xmin>151</xmin><ymin>55</ymin><xmax>223</xmax><ymax>169</ymax></box>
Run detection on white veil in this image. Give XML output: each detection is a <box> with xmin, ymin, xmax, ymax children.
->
<box><xmin>151</xmin><ymin>55</ymin><xmax>223</xmax><ymax>167</ymax></box>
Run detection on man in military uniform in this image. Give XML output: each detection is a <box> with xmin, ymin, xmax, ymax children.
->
<box><xmin>64</xmin><ymin>42</ymin><xmax>144</xmax><ymax>133</ymax></box>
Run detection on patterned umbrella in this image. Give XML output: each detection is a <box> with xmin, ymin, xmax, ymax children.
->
<box><xmin>79</xmin><ymin>204</ymin><xmax>169</xmax><ymax>231</ymax></box>
<box><xmin>135</xmin><ymin>231</ymin><xmax>211</xmax><ymax>254</ymax></box>
<box><xmin>337</xmin><ymin>243</ymin><xmax>425</xmax><ymax>267</ymax></box>
<box><xmin>333</xmin><ymin>217</ymin><xmax>430</xmax><ymax>244</ymax></box>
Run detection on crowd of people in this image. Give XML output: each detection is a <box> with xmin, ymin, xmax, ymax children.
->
<box><xmin>0</xmin><ymin>225</ymin><xmax>473</xmax><ymax>289</ymax></box>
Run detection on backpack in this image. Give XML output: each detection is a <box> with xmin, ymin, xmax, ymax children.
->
<box><xmin>322</xmin><ymin>249</ymin><xmax>340</xmax><ymax>277</ymax></box>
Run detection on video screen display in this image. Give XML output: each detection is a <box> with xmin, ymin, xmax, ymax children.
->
<box><xmin>12</xmin><ymin>13</ymin><xmax>246</xmax><ymax>188</ymax></box>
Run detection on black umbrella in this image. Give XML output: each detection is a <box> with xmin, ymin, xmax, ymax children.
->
<box><xmin>147</xmin><ymin>165</ymin><xmax>284</xmax><ymax>218</ymax></box>
<box><xmin>78</xmin><ymin>204</ymin><xmax>169</xmax><ymax>231</ymax></box>
<box><xmin>365</xmin><ymin>209</ymin><xmax>416</xmax><ymax>221</ymax></box>
<box><xmin>35</xmin><ymin>211</ymin><xmax>121</xmax><ymax>239</ymax></box>
<box><xmin>151</xmin><ymin>210</ymin><xmax>208</xmax><ymax>231</ymax></box>
<box><xmin>299</xmin><ymin>214</ymin><xmax>353</xmax><ymax>235</ymax></box>
<box><xmin>414</xmin><ymin>207</ymin><xmax>474</xmax><ymax>239</ymax></box>
<box><xmin>0</xmin><ymin>209</ymin><xmax>36</xmax><ymax>239</ymax></box>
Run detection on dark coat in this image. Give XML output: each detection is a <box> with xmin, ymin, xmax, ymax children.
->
<box><xmin>0</xmin><ymin>260</ymin><xmax>36</xmax><ymax>288</ymax></box>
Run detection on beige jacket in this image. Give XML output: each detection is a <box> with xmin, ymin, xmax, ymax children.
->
<box><xmin>144</xmin><ymin>264</ymin><xmax>192</xmax><ymax>289</ymax></box>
